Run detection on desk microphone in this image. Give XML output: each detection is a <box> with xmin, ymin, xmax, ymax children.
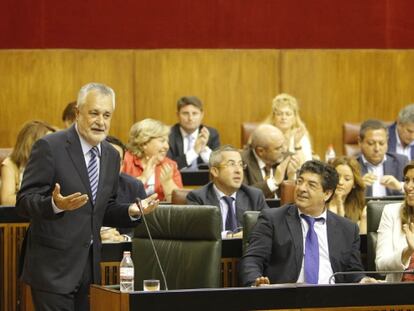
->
<box><xmin>328</xmin><ymin>269</ymin><xmax>414</xmax><ymax>284</ymax></box>
<box><xmin>136</xmin><ymin>198</ymin><xmax>169</xmax><ymax>291</ymax></box>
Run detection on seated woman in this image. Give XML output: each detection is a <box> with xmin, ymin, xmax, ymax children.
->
<box><xmin>122</xmin><ymin>118</ymin><xmax>183</xmax><ymax>202</ymax></box>
<box><xmin>263</xmin><ymin>93</ymin><xmax>313</xmax><ymax>163</ymax></box>
<box><xmin>328</xmin><ymin>156</ymin><xmax>367</xmax><ymax>234</ymax></box>
<box><xmin>376</xmin><ymin>161</ymin><xmax>414</xmax><ymax>282</ymax></box>
<box><xmin>1</xmin><ymin>120</ymin><xmax>55</xmax><ymax>205</ymax></box>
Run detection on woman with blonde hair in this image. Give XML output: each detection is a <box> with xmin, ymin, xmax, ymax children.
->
<box><xmin>1</xmin><ymin>120</ymin><xmax>55</xmax><ymax>205</ymax></box>
<box><xmin>376</xmin><ymin>161</ymin><xmax>414</xmax><ymax>282</ymax></box>
<box><xmin>123</xmin><ymin>118</ymin><xmax>182</xmax><ymax>202</ymax></box>
<box><xmin>264</xmin><ymin>93</ymin><xmax>313</xmax><ymax>162</ymax></box>
<box><xmin>328</xmin><ymin>156</ymin><xmax>367</xmax><ymax>234</ymax></box>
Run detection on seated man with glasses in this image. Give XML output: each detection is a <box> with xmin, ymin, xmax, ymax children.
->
<box><xmin>187</xmin><ymin>145</ymin><xmax>268</xmax><ymax>238</ymax></box>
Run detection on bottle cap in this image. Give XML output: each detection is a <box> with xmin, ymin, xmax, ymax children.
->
<box><xmin>123</xmin><ymin>251</ymin><xmax>131</xmax><ymax>256</ymax></box>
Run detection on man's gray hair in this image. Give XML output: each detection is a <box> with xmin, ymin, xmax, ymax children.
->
<box><xmin>398</xmin><ymin>104</ymin><xmax>414</xmax><ymax>124</ymax></box>
<box><xmin>77</xmin><ymin>83</ymin><xmax>115</xmax><ymax>109</ymax></box>
<box><xmin>209</xmin><ymin>145</ymin><xmax>240</xmax><ymax>168</ymax></box>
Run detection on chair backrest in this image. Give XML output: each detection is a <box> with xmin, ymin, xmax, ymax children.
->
<box><xmin>242</xmin><ymin>211</ymin><xmax>260</xmax><ymax>254</ymax></box>
<box><xmin>241</xmin><ymin>122</ymin><xmax>259</xmax><ymax>147</ymax></box>
<box><xmin>280</xmin><ymin>180</ymin><xmax>295</xmax><ymax>205</ymax></box>
<box><xmin>132</xmin><ymin>205</ymin><xmax>222</xmax><ymax>290</ymax></box>
<box><xmin>171</xmin><ymin>188</ymin><xmax>192</xmax><ymax>204</ymax></box>
<box><xmin>366</xmin><ymin>200</ymin><xmax>402</xmax><ymax>271</ymax></box>
<box><xmin>343</xmin><ymin>122</ymin><xmax>361</xmax><ymax>156</ymax></box>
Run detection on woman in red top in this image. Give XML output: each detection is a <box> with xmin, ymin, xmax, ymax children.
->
<box><xmin>123</xmin><ymin>118</ymin><xmax>183</xmax><ymax>202</ymax></box>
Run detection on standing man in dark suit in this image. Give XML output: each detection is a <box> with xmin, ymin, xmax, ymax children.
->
<box><xmin>167</xmin><ymin>96</ymin><xmax>220</xmax><ymax>170</ymax></box>
<box><xmin>388</xmin><ymin>104</ymin><xmax>414</xmax><ymax>161</ymax></box>
<box><xmin>239</xmin><ymin>160</ymin><xmax>376</xmax><ymax>286</ymax></box>
<box><xmin>242</xmin><ymin>124</ymin><xmax>300</xmax><ymax>198</ymax></box>
<box><xmin>186</xmin><ymin>145</ymin><xmax>268</xmax><ymax>238</ymax></box>
<box><xmin>357</xmin><ymin>119</ymin><xmax>408</xmax><ymax>197</ymax></box>
<box><xmin>16</xmin><ymin>83</ymin><xmax>158</xmax><ymax>311</ymax></box>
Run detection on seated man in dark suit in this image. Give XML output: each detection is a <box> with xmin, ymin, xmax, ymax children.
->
<box><xmin>388</xmin><ymin>104</ymin><xmax>414</xmax><ymax>161</ymax></box>
<box><xmin>357</xmin><ymin>119</ymin><xmax>408</xmax><ymax>197</ymax></box>
<box><xmin>242</xmin><ymin>124</ymin><xmax>300</xmax><ymax>198</ymax></box>
<box><xmin>239</xmin><ymin>160</ymin><xmax>376</xmax><ymax>286</ymax></box>
<box><xmin>102</xmin><ymin>136</ymin><xmax>148</xmax><ymax>240</ymax></box>
<box><xmin>168</xmin><ymin>96</ymin><xmax>220</xmax><ymax>170</ymax></box>
<box><xmin>186</xmin><ymin>145</ymin><xmax>268</xmax><ymax>238</ymax></box>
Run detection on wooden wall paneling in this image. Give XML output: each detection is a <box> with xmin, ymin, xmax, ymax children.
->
<box><xmin>280</xmin><ymin>50</ymin><xmax>414</xmax><ymax>158</ymax></box>
<box><xmin>133</xmin><ymin>49</ymin><xmax>281</xmax><ymax>148</ymax></box>
<box><xmin>0</xmin><ymin>50</ymin><xmax>135</xmax><ymax>147</ymax></box>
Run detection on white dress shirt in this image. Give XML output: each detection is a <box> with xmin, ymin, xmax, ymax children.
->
<box><xmin>361</xmin><ymin>154</ymin><xmax>386</xmax><ymax>197</ymax></box>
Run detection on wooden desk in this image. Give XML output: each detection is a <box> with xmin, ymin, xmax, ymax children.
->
<box><xmin>90</xmin><ymin>283</ymin><xmax>414</xmax><ymax>311</ymax></box>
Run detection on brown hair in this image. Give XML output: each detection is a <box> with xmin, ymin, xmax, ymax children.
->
<box><xmin>10</xmin><ymin>120</ymin><xmax>56</xmax><ymax>168</ymax></box>
<box><xmin>176</xmin><ymin>96</ymin><xmax>203</xmax><ymax>112</ymax></box>
<box><xmin>401</xmin><ymin>161</ymin><xmax>414</xmax><ymax>228</ymax></box>
<box><xmin>331</xmin><ymin>156</ymin><xmax>366</xmax><ymax>222</ymax></box>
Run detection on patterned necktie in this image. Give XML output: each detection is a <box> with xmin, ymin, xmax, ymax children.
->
<box><xmin>222</xmin><ymin>196</ymin><xmax>237</xmax><ymax>231</ymax></box>
<box><xmin>87</xmin><ymin>146</ymin><xmax>99</xmax><ymax>204</ymax></box>
<box><xmin>402</xmin><ymin>254</ymin><xmax>414</xmax><ymax>282</ymax></box>
<box><xmin>301</xmin><ymin>214</ymin><xmax>322</xmax><ymax>284</ymax></box>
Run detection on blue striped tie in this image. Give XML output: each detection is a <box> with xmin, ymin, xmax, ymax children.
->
<box><xmin>87</xmin><ymin>146</ymin><xmax>99</xmax><ymax>204</ymax></box>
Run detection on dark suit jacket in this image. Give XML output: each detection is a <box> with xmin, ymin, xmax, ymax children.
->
<box><xmin>16</xmin><ymin>126</ymin><xmax>139</xmax><ymax>294</ymax></box>
<box><xmin>241</xmin><ymin>147</ymin><xmax>279</xmax><ymax>198</ymax></box>
<box><xmin>356</xmin><ymin>152</ymin><xmax>408</xmax><ymax>196</ymax></box>
<box><xmin>186</xmin><ymin>182</ymin><xmax>268</xmax><ymax>227</ymax></box>
<box><xmin>167</xmin><ymin>123</ymin><xmax>220</xmax><ymax>169</ymax></box>
<box><xmin>388</xmin><ymin>122</ymin><xmax>414</xmax><ymax>160</ymax></box>
<box><xmin>239</xmin><ymin>204</ymin><xmax>365</xmax><ymax>286</ymax></box>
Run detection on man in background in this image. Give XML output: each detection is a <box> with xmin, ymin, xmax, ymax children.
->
<box><xmin>187</xmin><ymin>145</ymin><xmax>268</xmax><ymax>238</ymax></box>
<box><xmin>388</xmin><ymin>104</ymin><xmax>414</xmax><ymax>161</ymax></box>
<box><xmin>242</xmin><ymin>124</ymin><xmax>300</xmax><ymax>198</ymax></box>
<box><xmin>168</xmin><ymin>96</ymin><xmax>220</xmax><ymax>170</ymax></box>
<box><xmin>357</xmin><ymin>119</ymin><xmax>408</xmax><ymax>197</ymax></box>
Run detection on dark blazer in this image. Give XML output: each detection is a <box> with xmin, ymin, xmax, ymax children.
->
<box><xmin>388</xmin><ymin>122</ymin><xmax>414</xmax><ymax>160</ymax></box>
<box><xmin>117</xmin><ymin>172</ymin><xmax>147</xmax><ymax>203</ymax></box>
<box><xmin>16</xmin><ymin>126</ymin><xmax>138</xmax><ymax>294</ymax></box>
<box><xmin>239</xmin><ymin>204</ymin><xmax>365</xmax><ymax>286</ymax></box>
<box><xmin>356</xmin><ymin>152</ymin><xmax>408</xmax><ymax>196</ymax></box>
<box><xmin>241</xmin><ymin>147</ymin><xmax>278</xmax><ymax>198</ymax></box>
<box><xmin>186</xmin><ymin>182</ymin><xmax>268</xmax><ymax>227</ymax></box>
<box><xmin>167</xmin><ymin>123</ymin><xmax>220</xmax><ymax>169</ymax></box>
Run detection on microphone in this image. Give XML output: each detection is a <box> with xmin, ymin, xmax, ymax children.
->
<box><xmin>136</xmin><ymin>198</ymin><xmax>169</xmax><ymax>291</ymax></box>
<box><xmin>328</xmin><ymin>269</ymin><xmax>414</xmax><ymax>284</ymax></box>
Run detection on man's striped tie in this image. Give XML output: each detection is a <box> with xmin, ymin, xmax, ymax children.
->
<box><xmin>87</xmin><ymin>146</ymin><xmax>99</xmax><ymax>204</ymax></box>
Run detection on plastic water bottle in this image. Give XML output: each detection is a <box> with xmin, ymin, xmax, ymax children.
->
<box><xmin>120</xmin><ymin>251</ymin><xmax>134</xmax><ymax>292</ymax></box>
<box><xmin>325</xmin><ymin>144</ymin><xmax>336</xmax><ymax>163</ymax></box>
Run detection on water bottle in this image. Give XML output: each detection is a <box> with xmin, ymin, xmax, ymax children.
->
<box><xmin>325</xmin><ymin>144</ymin><xmax>336</xmax><ymax>163</ymax></box>
<box><xmin>120</xmin><ymin>251</ymin><xmax>134</xmax><ymax>292</ymax></box>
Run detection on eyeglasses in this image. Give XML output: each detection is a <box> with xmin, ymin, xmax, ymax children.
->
<box><xmin>218</xmin><ymin>161</ymin><xmax>247</xmax><ymax>169</ymax></box>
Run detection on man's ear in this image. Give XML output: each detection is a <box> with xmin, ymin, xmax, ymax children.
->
<box><xmin>255</xmin><ymin>146</ymin><xmax>264</xmax><ymax>157</ymax></box>
<box><xmin>210</xmin><ymin>166</ymin><xmax>219</xmax><ymax>178</ymax></box>
<box><xmin>75</xmin><ymin>106</ymin><xmax>80</xmax><ymax>120</ymax></box>
<box><xmin>324</xmin><ymin>189</ymin><xmax>334</xmax><ymax>202</ymax></box>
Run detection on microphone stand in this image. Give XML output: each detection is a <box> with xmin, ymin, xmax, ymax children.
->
<box><xmin>136</xmin><ymin>198</ymin><xmax>169</xmax><ymax>291</ymax></box>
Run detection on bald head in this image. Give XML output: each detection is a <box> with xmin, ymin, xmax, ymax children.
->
<box><xmin>251</xmin><ymin>124</ymin><xmax>286</xmax><ymax>165</ymax></box>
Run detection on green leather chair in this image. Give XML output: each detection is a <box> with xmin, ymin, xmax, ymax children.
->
<box><xmin>366</xmin><ymin>200</ymin><xmax>402</xmax><ymax>273</ymax></box>
<box><xmin>242</xmin><ymin>211</ymin><xmax>260</xmax><ymax>254</ymax></box>
<box><xmin>132</xmin><ymin>205</ymin><xmax>222</xmax><ymax>290</ymax></box>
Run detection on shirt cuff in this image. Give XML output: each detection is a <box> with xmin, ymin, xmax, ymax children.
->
<box><xmin>186</xmin><ymin>149</ymin><xmax>199</xmax><ymax>166</ymax></box>
<box><xmin>200</xmin><ymin>147</ymin><xmax>212</xmax><ymax>164</ymax></box>
<box><xmin>51</xmin><ymin>197</ymin><xmax>65</xmax><ymax>214</ymax></box>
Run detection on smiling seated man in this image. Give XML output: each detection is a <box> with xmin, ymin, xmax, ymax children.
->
<box><xmin>239</xmin><ymin>160</ymin><xmax>376</xmax><ymax>286</ymax></box>
<box><xmin>186</xmin><ymin>145</ymin><xmax>268</xmax><ymax>238</ymax></box>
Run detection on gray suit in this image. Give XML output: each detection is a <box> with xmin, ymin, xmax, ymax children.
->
<box><xmin>239</xmin><ymin>204</ymin><xmax>365</xmax><ymax>286</ymax></box>
<box><xmin>357</xmin><ymin>152</ymin><xmax>408</xmax><ymax>196</ymax></box>
<box><xmin>186</xmin><ymin>182</ymin><xmax>268</xmax><ymax>227</ymax></box>
<box><xmin>16</xmin><ymin>126</ymin><xmax>138</xmax><ymax>294</ymax></box>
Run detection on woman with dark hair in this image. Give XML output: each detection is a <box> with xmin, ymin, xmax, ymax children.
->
<box><xmin>376</xmin><ymin>161</ymin><xmax>414</xmax><ymax>282</ymax></box>
<box><xmin>1</xmin><ymin>120</ymin><xmax>55</xmax><ymax>205</ymax></box>
<box><xmin>328</xmin><ymin>156</ymin><xmax>367</xmax><ymax>233</ymax></box>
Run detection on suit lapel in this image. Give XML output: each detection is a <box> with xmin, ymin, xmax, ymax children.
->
<box><xmin>206</xmin><ymin>183</ymin><xmax>220</xmax><ymax>207</ymax></box>
<box><xmin>326</xmin><ymin>211</ymin><xmax>340</xmax><ymax>273</ymax></box>
<box><xmin>95</xmin><ymin>142</ymin><xmax>109</xmax><ymax>208</ymax></box>
<box><xmin>247</xmin><ymin>149</ymin><xmax>264</xmax><ymax>183</ymax></box>
<box><xmin>173</xmin><ymin>125</ymin><xmax>185</xmax><ymax>155</ymax></box>
<box><xmin>286</xmin><ymin>205</ymin><xmax>303</xmax><ymax>274</ymax></box>
<box><xmin>235</xmin><ymin>189</ymin><xmax>249</xmax><ymax>225</ymax></box>
<box><xmin>65</xmin><ymin>126</ymin><xmax>92</xmax><ymax>200</ymax></box>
